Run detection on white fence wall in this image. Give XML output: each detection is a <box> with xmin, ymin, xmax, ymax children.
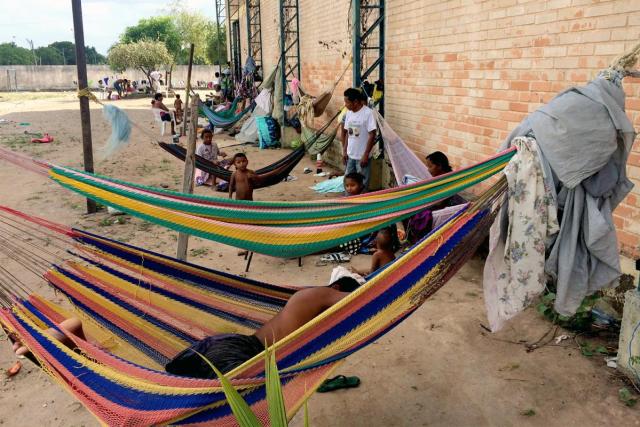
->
<box><xmin>0</xmin><ymin>65</ymin><xmax>219</xmax><ymax>91</ymax></box>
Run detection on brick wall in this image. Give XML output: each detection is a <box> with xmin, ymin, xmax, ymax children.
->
<box><xmin>237</xmin><ymin>0</ymin><xmax>640</xmax><ymax>257</ymax></box>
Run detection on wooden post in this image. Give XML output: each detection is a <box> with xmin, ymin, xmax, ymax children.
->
<box><xmin>176</xmin><ymin>94</ymin><xmax>200</xmax><ymax>260</ymax></box>
<box><xmin>182</xmin><ymin>44</ymin><xmax>195</xmax><ymax>136</ymax></box>
<box><xmin>71</xmin><ymin>0</ymin><xmax>96</xmax><ymax>214</ymax></box>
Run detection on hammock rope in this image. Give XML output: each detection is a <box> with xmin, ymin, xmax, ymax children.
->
<box><xmin>0</xmin><ymin>178</ymin><xmax>505</xmax><ymax>424</ymax></box>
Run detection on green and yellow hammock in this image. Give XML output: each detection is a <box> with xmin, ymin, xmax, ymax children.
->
<box><xmin>0</xmin><ymin>145</ymin><xmax>514</xmax><ymax>258</ymax></box>
<box><xmin>0</xmin><ymin>177</ymin><xmax>505</xmax><ymax>425</ymax></box>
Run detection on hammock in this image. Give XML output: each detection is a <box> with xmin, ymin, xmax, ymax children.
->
<box><xmin>158</xmin><ymin>109</ymin><xmax>342</xmax><ymax>188</ymax></box>
<box><xmin>0</xmin><ymin>145</ymin><xmax>515</xmax><ymax>257</ymax></box>
<box><xmin>200</xmin><ymin>100</ymin><xmax>254</xmax><ymax>128</ymax></box>
<box><xmin>0</xmin><ymin>179</ymin><xmax>505</xmax><ymax>425</ymax></box>
<box><xmin>159</xmin><ymin>142</ymin><xmax>306</xmax><ymax>189</ymax></box>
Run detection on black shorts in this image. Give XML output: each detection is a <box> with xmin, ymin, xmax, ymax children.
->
<box><xmin>160</xmin><ymin>112</ymin><xmax>172</xmax><ymax>122</ymax></box>
<box><xmin>165</xmin><ymin>334</ymin><xmax>263</xmax><ymax>379</ymax></box>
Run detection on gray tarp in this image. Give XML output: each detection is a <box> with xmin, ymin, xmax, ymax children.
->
<box><xmin>495</xmin><ymin>73</ymin><xmax>636</xmax><ymax>316</ymax></box>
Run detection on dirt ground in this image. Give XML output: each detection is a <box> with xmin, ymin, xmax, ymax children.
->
<box><xmin>0</xmin><ymin>92</ymin><xmax>637</xmax><ymax>427</ymax></box>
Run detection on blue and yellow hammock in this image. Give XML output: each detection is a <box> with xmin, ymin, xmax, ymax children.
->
<box><xmin>0</xmin><ymin>178</ymin><xmax>505</xmax><ymax>425</ymax></box>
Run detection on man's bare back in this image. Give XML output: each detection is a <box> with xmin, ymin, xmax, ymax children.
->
<box><xmin>255</xmin><ymin>287</ymin><xmax>348</xmax><ymax>345</ymax></box>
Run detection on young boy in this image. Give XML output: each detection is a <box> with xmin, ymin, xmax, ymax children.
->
<box><xmin>229</xmin><ymin>153</ymin><xmax>256</xmax><ymax>200</ymax></box>
<box><xmin>196</xmin><ymin>129</ymin><xmax>227</xmax><ymax>187</ymax></box>
<box><xmin>350</xmin><ymin>227</ymin><xmax>397</xmax><ymax>276</ymax></box>
<box><xmin>174</xmin><ymin>94</ymin><xmax>184</xmax><ymax>124</ymax></box>
<box><xmin>341</xmin><ymin>88</ymin><xmax>377</xmax><ymax>190</ymax></box>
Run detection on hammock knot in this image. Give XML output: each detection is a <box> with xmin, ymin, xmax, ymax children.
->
<box><xmin>77</xmin><ymin>88</ymin><xmax>100</xmax><ymax>104</ymax></box>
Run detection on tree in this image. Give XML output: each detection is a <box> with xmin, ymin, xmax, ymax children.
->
<box><xmin>121</xmin><ymin>17</ymin><xmax>181</xmax><ymax>59</ymax></box>
<box><xmin>206</xmin><ymin>24</ymin><xmax>228</xmax><ymax>66</ymax></box>
<box><xmin>48</xmin><ymin>41</ymin><xmax>76</xmax><ymax>65</ymax></box>
<box><xmin>0</xmin><ymin>43</ymin><xmax>33</xmax><ymax>65</ymax></box>
<box><xmin>35</xmin><ymin>47</ymin><xmax>64</xmax><ymax>65</ymax></box>
<box><xmin>85</xmin><ymin>46</ymin><xmax>106</xmax><ymax>65</ymax></box>
<box><xmin>171</xmin><ymin>9</ymin><xmax>213</xmax><ymax>64</ymax></box>
<box><xmin>108</xmin><ymin>40</ymin><xmax>173</xmax><ymax>86</ymax></box>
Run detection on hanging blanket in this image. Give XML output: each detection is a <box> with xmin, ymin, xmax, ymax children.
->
<box><xmin>483</xmin><ymin>137</ymin><xmax>558</xmax><ymax>331</ymax></box>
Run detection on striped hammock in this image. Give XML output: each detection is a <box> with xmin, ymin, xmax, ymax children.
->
<box><xmin>0</xmin><ymin>179</ymin><xmax>505</xmax><ymax>425</ymax></box>
<box><xmin>46</xmin><ymin>149</ymin><xmax>514</xmax><ymax>257</ymax></box>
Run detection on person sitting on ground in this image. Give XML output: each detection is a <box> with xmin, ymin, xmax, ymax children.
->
<box><xmin>12</xmin><ymin>279</ymin><xmax>360</xmax><ymax>379</ymax></box>
<box><xmin>152</xmin><ymin>93</ymin><xmax>176</xmax><ymax>136</ymax></box>
<box><xmin>196</xmin><ymin>128</ymin><xmax>227</xmax><ymax>187</ymax></box>
<box><xmin>405</xmin><ymin>151</ymin><xmax>466</xmax><ymax>245</ymax></box>
<box><xmin>341</xmin><ymin>88</ymin><xmax>376</xmax><ymax>190</ymax></box>
<box><xmin>350</xmin><ymin>226</ymin><xmax>397</xmax><ymax>277</ymax></box>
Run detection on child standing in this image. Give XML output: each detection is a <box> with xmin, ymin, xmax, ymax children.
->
<box><xmin>196</xmin><ymin>129</ymin><xmax>227</xmax><ymax>187</ymax></box>
<box><xmin>228</xmin><ymin>153</ymin><xmax>257</xmax><ymax>200</ymax></box>
<box><xmin>174</xmin><ymin>94</ymin><xmax>184</xmax><ymax>124</ymax></box>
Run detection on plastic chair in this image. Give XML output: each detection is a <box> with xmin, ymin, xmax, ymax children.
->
<box><xmin>151</xmin><ymin>108</ymin><xmax>174</xmax><ymax>136</ymax></box>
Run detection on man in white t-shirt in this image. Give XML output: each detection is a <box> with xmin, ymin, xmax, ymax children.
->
<box><xmin>340</xmin><ymin>88</ymin><xmax>377</xmax><ymax>189</ymax></box>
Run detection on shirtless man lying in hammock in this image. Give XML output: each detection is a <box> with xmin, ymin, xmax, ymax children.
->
<box><xmin>12</xmin><ymin>277</ymin><xmax>361</xmax><ymax>379</ymax></box>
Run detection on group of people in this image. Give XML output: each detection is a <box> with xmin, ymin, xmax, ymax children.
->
<box><xmin>13</xmin><ymin>85</ymin><xmax>461</xmax><ymax>382</ymax></box>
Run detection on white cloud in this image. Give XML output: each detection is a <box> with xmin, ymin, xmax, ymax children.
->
<box><xmin>0</xmin><ymin>0</ymin><xmax>215</xmax><ymax>54</ymax></box>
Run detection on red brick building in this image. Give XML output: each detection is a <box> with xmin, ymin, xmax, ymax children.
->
<box><xmin>227</xmin><ymin>0</ymin><xmax>640</xmax><ymax>257</ymax></box>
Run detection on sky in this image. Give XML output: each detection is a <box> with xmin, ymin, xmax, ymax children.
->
<box><xmin>0</xmin><ymin>0</ymin><xmax>216</xmax><ymax>55</ymax></box>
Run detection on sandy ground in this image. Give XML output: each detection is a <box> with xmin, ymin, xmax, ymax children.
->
<box><xmin>0</xmin><ymin>92</ymin><xmax>637</xmax><ymax>426</ymax></box>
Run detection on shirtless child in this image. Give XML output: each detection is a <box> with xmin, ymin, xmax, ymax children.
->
<box><xmin>228</xmin><ymin>152</ymin><xmax>256</xmax><ymax>201</ymax></box>
<box><xmin>350</xmin><ymin>226</ymin><xmax>397</xmax><ymax>276</ymax></box>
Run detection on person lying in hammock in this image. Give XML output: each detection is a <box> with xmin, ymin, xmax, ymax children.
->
<box><xmin>11</xmin><ymin>277</ymin><xmax>361</xmax><ymax>379</ymax></box>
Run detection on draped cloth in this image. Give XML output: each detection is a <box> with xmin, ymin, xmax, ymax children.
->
<box><xmin>374</xmin><ymin>111</ymin><xmax>431</xmax><ymax>184</ymax></box>
<box><xmin>484</xmin><ymin>73</ymin><xmax>636</xmax><ymax>329</ymax></box>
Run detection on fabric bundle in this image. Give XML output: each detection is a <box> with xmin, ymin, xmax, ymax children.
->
<box><xmin>484</xmin><ymin>70</ymin><xmax>636</xmax><ymax>329</ymax></box>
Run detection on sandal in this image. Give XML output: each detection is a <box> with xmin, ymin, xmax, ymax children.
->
<box><xmin>319</xmin><ymin>252</ymin><xmax>351</xmax><ymax>263</ymax></box>
<box><xmin>317</xmin><ymin>375</ymin><xmax>361</xmax><ymax>393</ymax></box>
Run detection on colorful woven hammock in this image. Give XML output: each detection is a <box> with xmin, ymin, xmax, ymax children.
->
<box><xmin>0</xmin><ymin>145</ymin><xmax>514</xmax><ymax>257</ymax></box>
<box><xmin>0</xmin><ymin>179</ymin><xmax>505</xmax><ymax>425</ymax></box>
<box><xmin>48</xmin><ymin>149</ymin><xmax>513</xmax><ymax>256</ymax></box>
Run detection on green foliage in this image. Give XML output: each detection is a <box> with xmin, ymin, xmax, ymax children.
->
<box><xmin>48</xmin><ymin>41</ymin><xmax>75</xmax><ymax>64</ymax></box>
<box><xmin>35</xmin><ymin>47</ymin><xmax>63</xmax><ymax>65</ymax></box>
<box><xmin>191</xmin><ymin>346</ymin><xmax>299</xmax><ymax>426</ymax></box>
<box><xmin>206</xmin><ymin>24</ymin><xmax>228</xmax><ymax>65</ymax></box>
<box><xmin>618</xmin><ymin>387</ymin><xmax>638</xmax><ymax>407</ymax></box>
<box><xmin>265</xmin><ymin>347</ymin><xmax>287</xmax><ymax>426</ymax></box>
<box><xmin>0</xmin><ymin>41</ymin><xmax>105</xmax><ymax>65</ymax></box>
<box><xmin>0</xmin><ymin>43</ymin><xmax>33</xmax><ymax>65</ymax></box>
<box><xmin>121</xmin><ymin>16</ymin><xmax>182</xmax><ymax>59</ymax></box>
<box><xmin>536</xmin><ymin>292</ymin><xmax>600</xmax><ymax>331</ymax></box>
<box><xmin>520</xmin><ymin>409</ymin><xmax>536</xmax><ymax>416</ymax></box>
<box><xmin>108</xmin><ymin>40</ymin><xmax>173</xmax><ymax>80</ymax></box>
<box><xmin>631</xmin><ymin>356</ymin><xmax>640</xmax><ymax>366</ymax></box>
<box><xmin>579</xmin><ymin>343</ymin><xmax>610</xmax><ymax>357</ymax></box>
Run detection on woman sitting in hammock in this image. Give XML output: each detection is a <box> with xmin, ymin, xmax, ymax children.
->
<box><xmin>12</xmin><ymin>277</ymin><xmax>361</xmax><ymax>379</ymax></box>
<box><xmin>405</xmin><ymin>151</ymin><xmax>466</xmax><ymax>245</ymax></box>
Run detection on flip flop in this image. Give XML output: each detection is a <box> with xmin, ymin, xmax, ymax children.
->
<box><xmin>319</xmin><ymin>252</ymin><xmax>351</xmax><ymax>263</ymax></box>
<box><xmin>317</xmin><ymin>375</ymin><xmax>361</xmax><ymax>393</ymax></box>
